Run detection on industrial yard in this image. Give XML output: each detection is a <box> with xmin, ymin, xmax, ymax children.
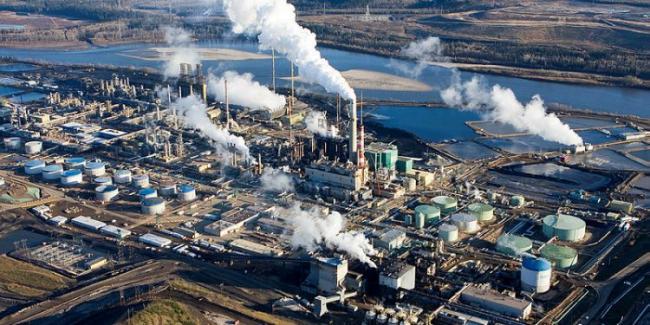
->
<box><xmin>0</xmin><ymin>1</ymin><xmax>647</xmax><ymax>325</ymax></box>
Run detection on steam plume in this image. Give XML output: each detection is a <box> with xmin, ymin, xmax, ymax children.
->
<box><xmin>391</xmin><ymin>36</ymin><xmax>444</xmax><ymax>78</ymax></box>
<box><xmin>161</xmin><ymin>27</ymin><xmax>200</xmax><ymax>78</ymax></box>
<box><xmin>222</xmin><ymin>0</ymin><xmax>356</xmax><ymax>102</ymax></box>
<box><xmin>280</xmin><ymin>204</ymin><xmax>376</xmax><ymax>267</ymax></box>
<box><xmin>304</xmin><ymin>111</ymin><xmax>339</xmax><ymax>138</ymax></box>
<box><xmin>171</xmin><ymin>95</ymin><xmax>250</xmax><ymax>158</ymax></box>
<box><xmin>441</xmin><ymin>74</ymin><xmax>583</xmax><ymax>146</ymax></box>
<box><xmin>207</xmin><ymin>71</ymin><xmax>286</xmax><ymax>112</ymax></box>
<box><xmin>260</xmin><ymin>167</ymin><xmax>294</xmax><ymax>193</ymax></box>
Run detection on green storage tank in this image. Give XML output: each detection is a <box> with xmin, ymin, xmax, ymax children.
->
<box><xmin>415</xmin><ymin>205</ymin><xmax>440</xmax><ymax>226</ymax></box>
<box><xmin>495</xmin><ymin>234</ymin><xmax>532</xmax><ymax>256</ymax></box>
<box><xmin>541</xmin><ymin>243</ymin><xmax>578</xmax><ymax>269</ymax></box>
<box><xmin>542</xmin><ymin>214</ymin><xmax>586</xmax><ymax>242</ymax></box>
<box><xmin>467</xmin><ymin>202</ymin><xmax>495</xmax><ymax>222</ymax></box>
<box><xmin>396</xmin><ymin>157</ymin><xmax>413</xmax><ymax>173</ymax></box>
<box><xmin>432</xmin><ymin>196</ymin><xmax>458</xmax><ymax>215</ymax></box>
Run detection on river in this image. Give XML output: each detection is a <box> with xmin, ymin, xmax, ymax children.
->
<box><xmin>1</xmin><ymin>41</ymin><xmax>649</xmax><ymax>142</ymax></box>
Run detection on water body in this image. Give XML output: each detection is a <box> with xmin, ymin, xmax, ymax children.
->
<box><xmin>1</xmin><ymin>41</ymin><xmax>650</xmax><ymax>141</ymax></box>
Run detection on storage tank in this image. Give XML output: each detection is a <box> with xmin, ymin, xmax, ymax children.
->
<box><xmin>520</xmin><ymin>256</ymin><xmax>552</xmax><ymax>293</ymax></box>
<box><xmin>177</xmin><ymin>184</ymin><xmax>197</xmax><ymax>201</ymax></box>
<box><xmin>113</xmin><ymin>170</ymin><xmax>132</xmax><ymax>184</ymax></box>
<box><xmin>402</xmin><ymin>178</ymin><xmax>416</xmax><ymax>192</ymax></box>
<box><xmin>376</xmin><ymin>314</ymin><xmax>388</xmax><ymax>325</ymax></box>
<box><xmin>4</xmin><ymin>137</ymin><xmax>22</xmax><ymax>151</ymax></box>
<box><xmin>468</xmin><ymin>202</ymin><xmax>495</xmax><ymax>222</ymax></box>
<box><xmin>159</xmin><ymin>183</ymin><xmax>177</xmax><ymax>196</ymax></box>
<box><xmin>403</xmin><ymin>214</ymin><xmax>413</xmax><ymax>226</ymax></box>
<box><xmin>142</xmin><ymin>197</ymin><xmax>166</xmax><ymax>215</ymax></box>
<box><xmin>451</xmin><ymin>213</ymin><xmax>480</xmax><ymax>234</ymax></box>
<box><xmin>388</xmin><ymin>318</ymin><xmax>399</xmax><ymax>325</ymax></box>
<box><xmin>139</xmin><ymin>187</ymin><xmax>158</xmax><ymax>199</ymax></box>
<box><xmin>41</xmin><ymin>164</ymin><xmax>63</xmax><ymax>181</ymax></box>
<box><xmin>60</xmin><ymin>169</ymin><xmax>83</xmax><ymax>186</ymax></box>
<box><xmin>432</xmin><ymin>196</ymin><xmax>457</xmax><ymax>215</ymax></box>
<box><xmin>24</xmin><ymin>141</ymin><xmax>42</xmax><ymax>155</ymax></box>
<box><xmin>96</xmin><ymin>185</ymin><xmax>119</xmax><ymax>201</ymax></box>
<box><xmin>64</xmin><ymin>157</ymin><xmax>86</xmax><ymax>170</ymax></box>
<box><xmin>94</xmin><ymin>176</ymin><xmax>113</xmax><ymax>186</ymax></box>
<box><xmin>510</xmin><ymin>195</ymin><xmax>525</xmax><ymax>207</ymax></box>
<box><xmin>132</xmin><ymin>174</ymin><xmax>150</xmax><ymax>188</ymax></box>
<box><xmin>542</xmin><ymin>214</ymin><xmax>586</xmax><ymax>242</ymax></box>
<box><xmin>541</xmin><ymin>243</ymin><xmax>578</xmax><ymax>269</ymax></box>
<box><xmin>365</xmin><ymin>310</ymin><xmax>377</xmax><ymax>322</ymax></box>
<box><xmin>85</xmin><ymin>162</ymin><xmax>106</xmax><ymax>177</ymax></box>
<box><xmin>24</xmin><ymin>159</ymin><xmax>46</xmax><ymax>175</ymax></box>
<box><xmin>414</xmin><ymin>205</ymin><xmax>440</xmax><ymax>226</ymax></box>
<box><xmin>438</xmin><ymin>223</ymin><xmax>459</xmax><ymax>243</ymax></box>
<box><xmin>496</xmin><ymin>234</ymin><xmax>533</xmax><ymax>256</ymax></box>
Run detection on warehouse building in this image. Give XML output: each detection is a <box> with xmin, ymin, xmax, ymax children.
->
<box><xmin>460</xmin><ymin>286</ymin><xmax>531</xmax><ymax>319</ymax></box>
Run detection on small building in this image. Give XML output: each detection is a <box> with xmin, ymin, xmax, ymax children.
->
<box><xmin>379</xmin><ymin>262</ymin><xmax>415</xmax><ymax>290</ymax></box>
<box><xmin>71</xmin><ymin>216</ymin><xmax>107</xmax><ymax>232</ymax></box>
<box><xmin>99</xmin><ymin>225</ymin><xmax>132</xmax><ymax>239</ymax></box>
<box><xmin>139</xmin><ymin>233</ymin><xmax>172</xmax><ymax>248</ymax></box>
<box><xmin>48</xmin><ymin>216</ymin><xmax>68</xmax><ymax>226</ymax></box>
<box><xmin>608</xmin><ymin>200</ymin><xmax>634</xmax><ymax>214</ymax></box>
<box><xmin>228</xmin><ymin>238</ymin><xmax>283</xmax><ymax>256</ymax></box>
<box><xmin>305</xmin><ymin>257</ymin><xmax>349</xmax><ymax>295</ymax></box>
<box><xmin>374</xmin><ymin>229</ymin><xmax>406</xmax><ymax>251</ymax></box>
<box><xmin>84</xmin><ymin>257</ymin><xmax>108</xmax><ymax>271</ymax></box>
<box><xmin>460</xmin><ymin>286</ymin><xmax>532</xmax><ymax>319</ymax></box>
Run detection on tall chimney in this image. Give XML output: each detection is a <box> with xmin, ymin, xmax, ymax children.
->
<box><xmin>272</xmin><ymin>48</ymin><xmax>276</xmax><ymax>92</ymax></box>
<box><xmin>357</xmin><ymin>96</ymin><xmax>366</xmax><ymax>170</ymax></box>
<box><xmin>290</xmin><ymin>63</ymin><xmax>295</xmax><ymax>107</ymax></box>
<box><xmin>201</xmin><ymin>80</ymin><xmax>208</xmax><ymax>104</ymax></box>
<box><xmin>225</xmin><ymin>79</ymin><xmax>230</xmax><ymax>130</ymax></box>
<box><xmin>167</xmin><ymin>84</ymin><xmax>172</xmax><ymax>104</ymax></box>
<box><xmin>349</xmin><ymin>99</ymin><xmax>357</xmax><ymax>163</ymax></box>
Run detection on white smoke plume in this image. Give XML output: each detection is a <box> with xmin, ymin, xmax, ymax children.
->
<box><xmin>441</xmin><ymin>74</ymin><xmax>583</xmax><ymax>146</ymax></box>
<box><xmin>207</xmin><ymin>71</ymin><xmax>286</xmax><ymax>112</ymax></box>
<box><xmin>390</xmin><ymin>36</ymin><xmax>444</xmax><ymax>78</ymax></box>
<box><xmin>222</xmin><ymin>0</ymin><xmax>356</xmax><ymax>102</ymax></box>
<box><xmin>304</xmin><ymin>111</ymin><xmax>339</xmax><ymax>138</ymax></box>
<box><xmin>162</xmin><ymin>26</ymin><xmax>200</xmax><ymax>78</ymax></box>
<box><xmin>260</xmin><ymin>167</ymin><xmax>294</xmax><ymax>193</ymax></box>
<box><xmin>171</xmin><ymin>95</ymin><xmax>250</xmax><ymax>158</ymax></box>
<box><xmin>280</xmin><ymin>204</ymin><xmax>376</xmax><ymax>267</ymax></box>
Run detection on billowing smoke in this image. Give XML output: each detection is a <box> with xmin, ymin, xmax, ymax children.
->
<box><xmin>222</xmin><ymin>0</ymin><xmax>356</xmax><ymax>102</ymax></box>
<box><xmin>304</xmin><ymin>111</ymin><xmax>339</xmax><ymax>138</ymax></box>
<box><xmin>280</xmin><ymin>204</ymin><xmax>376</xmax><ymax>267</ymax></box>
<box><xmin>171</xmin><ymin>95</ymin><xmax>250</xmax><ymax>158</ymax></box>
<box><xmin>162</xmin><ymin>27</ymin><xmax>200</xmax><ymax>78</ymax></box>
<box><xmin>391</xmin><ymin>36</ymin><xmax>444</xmax><ymax>78</ymax></box>
<box><xmin>207</xmin><ymin>71</ymin><xmax>286</xmax><ymax>112</ymax></box>
<box><xmin>441</xmin><ymin>74</ymin><xmax>583</xmax><ymax>145</ymax></box>
<box><xmin>260</xmin><ymin>167</ymin><xmax>294</xmax><ymax>193</ymax></box>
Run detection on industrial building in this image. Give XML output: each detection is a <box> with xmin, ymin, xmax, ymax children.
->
<box><xmin>365</xmin><ymin>142</ymin><xmax>398</xmax><ymax>171</ymax></box>
<box><xmin>71</xmin><ymin>216</ymin><xmax>107</xmax><ymax>232</ymax></box>
<box><xmin>139</xmin><ymin>233</ymin><xmax>172</xmax><ymax>248</ymax></box>
<box><xmin>460</xmin><ymin>286</ymin><xmax>532</xmax><ymax>319</ymax></box>
<box><xmin>379</xmin><ymin>263</ymin><xmax>416</xmax><ymax>290</ymax></box>
<box><xmin>374</xmin><ymin>229</ymin><xmax>407</xmax><ymax>251</ymax></box>
<box><xmin>228</xmin><ymin>238</ymin><xmax>283</xmax><ymax>256</ymax></box>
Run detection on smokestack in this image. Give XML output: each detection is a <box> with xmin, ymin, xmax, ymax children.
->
<box><xmin>358</xmin><ymin>97</ymin><xmax>366</xmax><ymax>170</ymax></box>
<box><xmin>349</xmin><ymin>99</ymin><xmax>357</xmax><ymax>163</ymax></box>
<box><xmin>156</xmin><ymin>105</ymin><xmax>161</xmax><ymax>121</ymax></box>
<box><xmin>272</xmin><ymin>48</ymin><xmax>276</xmax><ymax>92</ymax></box>
<box><xmin>336</xmin><ymin>95</ymin><xmax>340</xmax><ymax>130</ymax></box>
<box><xmin>189</xmin><ymin>85</ymin><xmax>194</xmax><ymax>97</ymax></box>
<box><xmin>167</xmin><ymin>84</ymin><xmax>172</xmax><ymax>105</ymax></box>
<box><xmin>225</xmin><ymin>79</ymin><xmax>230</xmax><ymax>130</ymax></box>
<box><xmin>178</xmin><ymin>85</ymin><xmax>182</xmax><ymax>98</ymax></box>
<box><xmin>201</xmin><ymin>80</ymin><xmax>208</xmax><ymax>104</ymax></box>
<box><xmin>290</xmin><ymin>62</ymin><xmax>295</xmax><ymax>107</ymax></box>
<box><xmin>258</xmin><ymin>153</ymin><xmax>263</xmax><ymax>175</ymax></box>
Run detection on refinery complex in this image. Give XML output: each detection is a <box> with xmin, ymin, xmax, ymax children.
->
<box><xmin>0</xmin><ymin>2</ymin><xmax>648</xmax><ymax>325</ymax></box>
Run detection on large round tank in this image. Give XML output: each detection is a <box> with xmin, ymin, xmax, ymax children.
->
<box><xmin>94</xmin><ymin>176</ymin><xmax>113</xmax><ymax>186</ymax></box>
<box><xmin>510</xmin><ymin>195</ymin><xmax>525</xmax><ymax>207</ymax></box>
<box><xmin>365</xmin><ymin>310</ymin><xmax>377</xmax><ymax>322</ymax></box>
<box><xmin>468</xmin><ymin>202</ymin><xmax>495</xmax><ymax>222</ymax></box>
<box><xmin>113</xmin><ymin>170</ymin><xmax>132</xmax><ymax>184</ymax></box>
<box><xmin>521</xmin><ymin>256</ymin><xmax>552</xmax><ymax>293</ymax></box>
<box><xmin>85</xmin><ymin>162</ymin><xmax>106</xmax><ymax>177</ymax></box>
<box><xmin>64</xmin><ymin>157</ymin><xmax>86</xmax><ymax>170</ymax></box>
<box><xmin>132</xmin><ymin>174</ymin><xmax>150</xmax><ymax>188</ymax></box>
<box><xmin>542</xmin><ymin>214</ymin><xmax>586</xmax><ymax>242</ymax></box>
<box><xmin>139</xmin><ymin>187</ymin><xmax>158</xmax><ymax>199</ymax></box>
<box><xmin>376</xmin><ymin>314</ymin><xmax>388</xmax><ymax>325</ymax></box>
<box><xmin>388</xmin><ymin>318</ymin><xmax>399</xmax><ymax>325</ymax></box>
<box><xmin>451</xmin><ymin>213</ymin><xmax>480</xmax><ymax>234</ymax></box>
<box><xmin>541</xmin><ymin>244</ymin><xmax>578</xmax><ymax>269</ymax></box>
<box><xmin>159</xmin><ymin>183</ymin><xmax>177</xmax><ymax>196</ymax></box>
<box><xmin>177</xmin><ymin>184</ymin><xmax>197</xmax><ymax>202</ymax></box>
<box><xmin>24</xmin><ymin>141</ymin><xmax>42</xmax><ymax>155</ymax></box>
<box><xmin>24</xmin><ymin>159</ymin><xmax>46</xmax><ymax>175</ymax></box>
<box><xmin>142</xmin><ymin>197</ymin><xmax>165</xmax><ymax>215</ymax></box>
<box><xmin>432</xmin><ymin>196</ymin><xmax>457</xmax><ymax>215</ymax></box>
<box><xmin>4</xmin><ymin>137</ymin><xmax>22</xmax><ymax>151</ymax></box>
<box><xmin>95</xmin><ymin>185</ymin><xmax>118</xmax><ymax>201</ymax></box>
<box><xmin>60</xmin><ymin>169</ymin><xmax>83</xmax><ymax>186</ymax></box>
<box><xmin>41</xmin><ymin>164</ymin><xmax>63</xmax><ymax>181</ymax></box>
<box><xmin>496</xmin><ymin>234</ymin><xmax>533</xmax><ymax>256</ymax></box>
<box><xmin>438</xmin><ymin>223</ymin><xmax>459</xmax><ymax>243</ymax></box>
<box><xmin>414</xmin><ymin>205</ymin><xmax>440</xmax><ymax>226</ymax></box>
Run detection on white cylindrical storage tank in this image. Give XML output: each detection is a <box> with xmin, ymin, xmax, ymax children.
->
<box><xmin>388</xmin><ymin>318</ymin><xmax>399</xmax><ymax>325</ymax></box>
<box><xmin>24</xmin><ymin>159</ymin><xmax>46</xmax><ymax>175</ymax></box>
<box><xmin>60</xmin><ymin>169</ymin><xmax>83</xmax><ymax>186</ymax></box>
<box><xmin>132</xmin><ymin>174</ymin><xmax>150</xmax><ymax>188</ymax></box>
<box><xmin>96</xmin><ymin>185</ymin><xmax>119</xmax><ymax>201</ymax></box>
<box><xmin>377</xmin><ymin>314</ymin><xmax>388</xmax><ymax>325</ymax></box>
<box><xmin>4</xmin><ymin>137</ymin><xmax>22</xmax><ymax>151</ymax></box>
<box><xmin>94</xmin><ymin>176</ymin><xmax>113</xmax><ymax>186</ymax></box>
<box><xmin>365</xmin><ymin>310</ymin><xmax>377</xmax><ymax>322</ymax></box>
<box><xmin>142</xmin><ymin>197</ymin><xmax>165</xmax><ymax>215</ymax></box>
<box><xmin>139</xmin><ymin>187</ymin><xmax>158</xmax><ymax>199</ymax></box>
<box><xmin>451</xmin><ymin>213</ymin><xmax>480</xmax><ymax>234</ymax></box>
<box><xmin>159</xmin><ymin>183</ymin><xmax>177</xmax><ymax>196</ymax></box>
<box><xmin>85</xmin><ymin>162</ymin><xmax>106</xmax><ymax>177</ymax></box>
<box><xmin>438</xmin><ymin>223</ymin><xmax>459</xmax><ymax>243</ymax></box>
<box><xmin>177</xmin><ymin>184</ymin><xmax>196</xmax><ymax>202</ymax></box>
<box><xmin>521</xmin><ymin>256</ymin><xmax>552</xmax><ymax>293</ymax></box>
<box><xmin>41</xmin><ymin>164</ymin><xmax>63</xmax><ymax>181</ymax></box>
<box><xmin>24</xmin><ymin>141</ymin><xmax>42</xmax><ymax>155</ymax></box>
<box><xmin>113</xmin><ymin>169</ymin><xmax>132</xmax><ymax>184</ymax></box>
<box><xmin>64</xmin><ymin>157</ymin><xmax>86</xmax><ymax>170</ymax></box>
